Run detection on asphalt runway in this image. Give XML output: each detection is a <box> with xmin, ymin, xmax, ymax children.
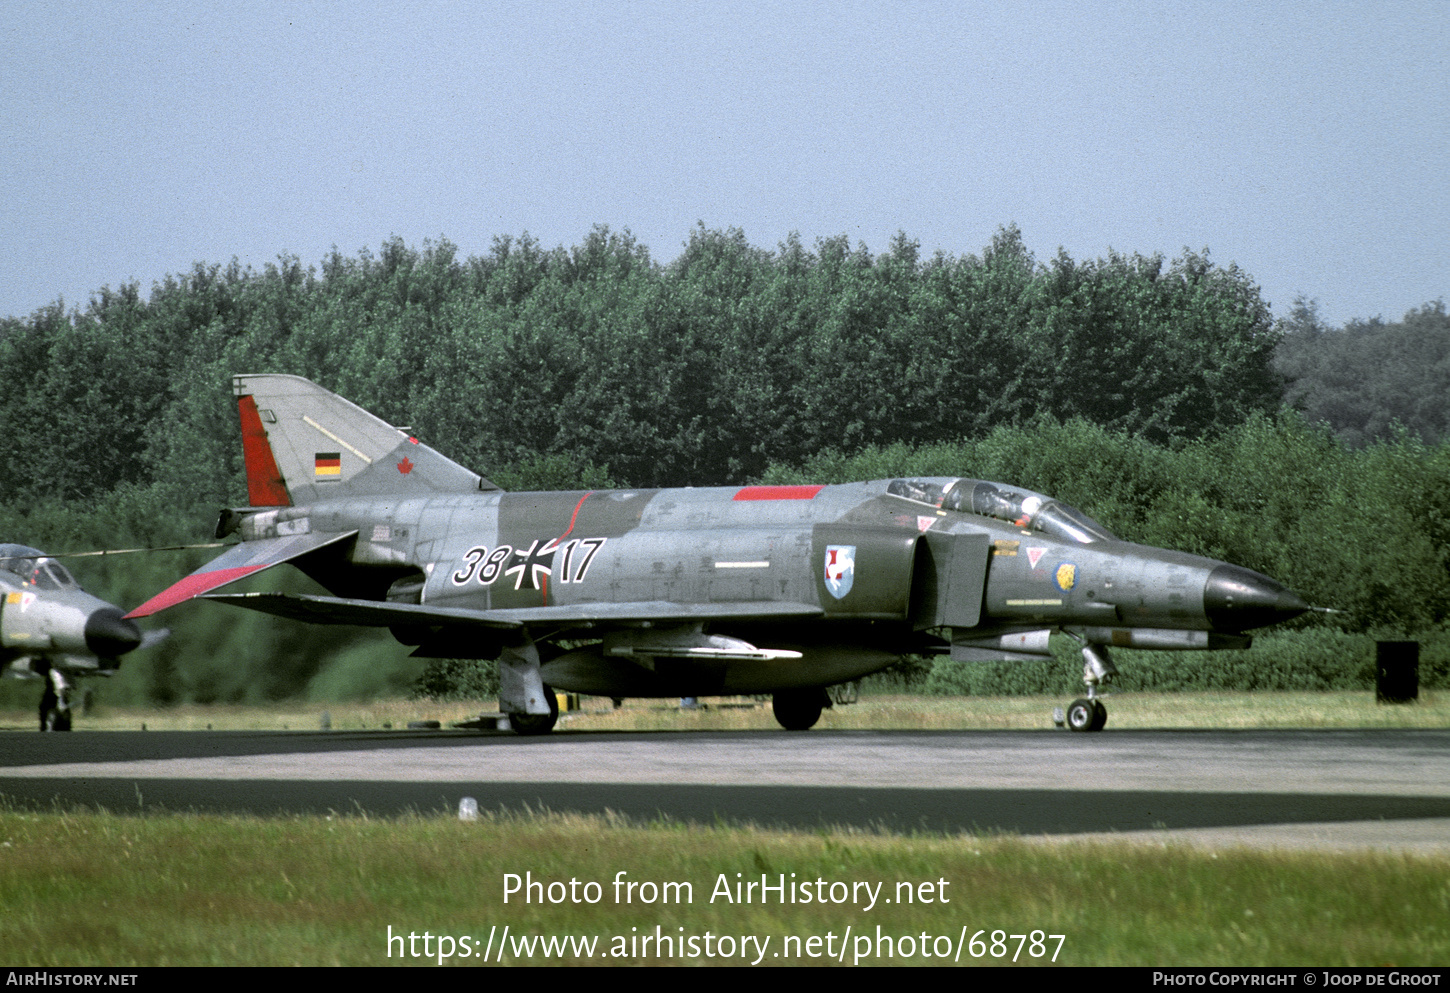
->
<box><xmin>2</xmin><ymin>727</ymin><xmax>1448</xmax><ymax>850</ymax></box>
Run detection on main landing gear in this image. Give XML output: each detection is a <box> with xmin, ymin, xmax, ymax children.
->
<box><xmin>498</xmin><ymin>635</ymin><xmax>559</xmax><ymax>735</ymax></box>
<box><xmin>510</xmin><ymin>686</ymin><xmax>559</xmax><ymax>736</ymax></box>
<box><xmin>39</xmin><ymin>669</ymin><xmax>73</xmax><ymax>732</ymax></box>
<box><xmin>1063</xmin><ymin>643</ymin><xmax>1116</xmax><ymax>733</ymax></box>
<box><xmin>772</xmin><ymin>688</ymin><xmax>829</xmax><ymax>731</ymax></box>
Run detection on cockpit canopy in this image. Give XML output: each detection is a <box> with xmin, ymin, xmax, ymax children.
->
<box><xmin>887</xmin><ymin>478</ymin><xmax>1117</xmax><ymax>545</ymax></box>
<box><xmin>0</xmin><ymin>544</ymin><xmax>78</xmax><ymax>590</ymax></box>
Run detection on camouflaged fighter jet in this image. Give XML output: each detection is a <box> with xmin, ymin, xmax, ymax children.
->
<box><xmin>2</xmin><ymin>545</ymin><xmax>166</xmax><ymax>730</ymax></box>
<box><xmin>127</xmin><ymin>374</ymin><xmax>1309</xmax><ymax>734</ymax></box>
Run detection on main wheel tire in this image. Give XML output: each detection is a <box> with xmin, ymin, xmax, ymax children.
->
<box><xmin>1089</xmin><ymin>700</ymin><xmax>1108</xmax><ymax>732</ymax></box>
<box><xmin>772</xmin><ymin>689</ymin><xmax>824</xmax><ymax>731</ymax></box>
<box><xmin>510</xmin><ymin>685</ymin><xmax>559</xmax><ymax>736</ymax></box>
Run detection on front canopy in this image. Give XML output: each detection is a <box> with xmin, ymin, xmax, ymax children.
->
<box><xmin>887</xmin><ymin>478</ymin><xmax>1117</xmax><ymax>544</ymax></box>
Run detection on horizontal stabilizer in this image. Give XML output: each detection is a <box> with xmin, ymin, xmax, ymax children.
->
<box><xmin>125</xmin><ymin>531</ymin><xmax>357</xmax><ymax>617</ymax></box>
<box><xmin>199</xmin><ymin>591</ymin><xmax>825</xmax><ymax>629</ymax></box>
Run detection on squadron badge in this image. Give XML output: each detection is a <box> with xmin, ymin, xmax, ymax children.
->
<box><xmin>824</xmin><ymin>545</ymin><xmax>856</xmax><ymax>599</ymax></box>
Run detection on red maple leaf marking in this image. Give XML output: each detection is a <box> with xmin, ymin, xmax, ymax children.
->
<box><xmin>397</xmin><ymin>456</ymin><xmax>414</xmax><ymax>475</ymax></box>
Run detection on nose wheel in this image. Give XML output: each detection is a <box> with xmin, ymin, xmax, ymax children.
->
<box><xmin>1065</xmin><ymin>697</ymin><xmax>1107</xmax><ymax>732</ymax></box>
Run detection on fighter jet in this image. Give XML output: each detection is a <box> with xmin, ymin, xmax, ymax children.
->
<box><xmin>2</xmin><ymin>545</ymin><xmax>166</xmax><ymax>729</ymax></box>
<box><xmin>128</xmin><ymin>374</ymin><xmax>1309</xmax><ymax>733</ymax></box>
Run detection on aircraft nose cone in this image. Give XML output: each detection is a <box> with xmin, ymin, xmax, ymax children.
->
<box><xmin>1204</xmin><ymin>565</ymin><xmax>1308</xmax><ymax>632</ymax></box>
<box><xmin>85</xmin><ymin>608</ymin><xmax>144</xmax><ymax>657</ymax></box>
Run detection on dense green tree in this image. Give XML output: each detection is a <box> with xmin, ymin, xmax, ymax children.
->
<box><xmin>1275</xmin><ymin>298</ymin><xmax>1450</xmax><ymax>447</ymax></box>
<box><xmin>2</xmin><ymin>224</ymin><xmax>1291</xmax><ymax>498</ymax></box>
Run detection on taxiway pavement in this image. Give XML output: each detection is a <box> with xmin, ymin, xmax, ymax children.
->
<box><xmin>2</xmin><ymin>728</ymin><xmax>1447</xmax><ymax>849</ymax></box>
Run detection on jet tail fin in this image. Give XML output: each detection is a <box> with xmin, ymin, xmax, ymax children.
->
<box><xmin>233</xmin><ymin>374</ymin><xmax>499</xmax><ymax>506</ymax></box>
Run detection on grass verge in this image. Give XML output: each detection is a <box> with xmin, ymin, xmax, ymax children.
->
<box><xmin>1</xmin><ymin>690</ymin><xmax>1446</xmax><ymax>733</ymax></box>
<box><xmin>2</xmin><ymin>806</ymin><xmax>1448</xmax><ymax>966</ymax></box>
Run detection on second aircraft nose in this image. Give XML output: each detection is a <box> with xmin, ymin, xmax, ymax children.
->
<box><xmin>1203</xmin><ymin>564</ymin><xmax>1308</xmax><ymax>632</ymax></box>
<box><xmin>85</xmin><ymin>608</ymin><xmax>144</xmax><ymax>657</ymax></box>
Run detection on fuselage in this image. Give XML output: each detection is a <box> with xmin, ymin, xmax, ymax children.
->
<box><xmin>242</xmin><ymin>477</ymin><xmax>1303</xmax><ymax>688</ymax></box>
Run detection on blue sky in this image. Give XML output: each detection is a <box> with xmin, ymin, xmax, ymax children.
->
<box><xmin>3</xmin><ymin>1</ymin><xmax>1445</xmax><ymax>327</ymax></box>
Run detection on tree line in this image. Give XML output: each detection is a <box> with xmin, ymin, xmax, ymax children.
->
<box><xmin>0</xmin><ymin>224</ymin><xmax>1284</xmax><ymax>514</ymax></box>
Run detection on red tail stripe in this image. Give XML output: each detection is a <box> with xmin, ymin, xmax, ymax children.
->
<box><xmin>238</xmin><ymin>395</ymin><xmax>291</xmax><ymax>506</ymax></box>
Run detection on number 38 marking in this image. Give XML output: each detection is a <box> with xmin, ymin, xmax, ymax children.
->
<box><xmin>451</xmin><ymin>537</ymin><xmax>606</xmax><ymax>587</ymax></box>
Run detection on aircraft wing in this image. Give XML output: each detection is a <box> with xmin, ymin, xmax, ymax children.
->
<box><xmin>125</xmin><ymin>532</ymin><xmax>358</xmax><ymax>618</ymax></box>
<box><xmin>199</xmin><ymin>591</ymin><xmax>826</xmax><ymax>628</ymax></box>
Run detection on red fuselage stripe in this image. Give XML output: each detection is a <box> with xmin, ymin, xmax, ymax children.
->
<box><xmin>733</xmin><ymin>485</ymin><xmax>824</xmax><ymax>501</ymax></box>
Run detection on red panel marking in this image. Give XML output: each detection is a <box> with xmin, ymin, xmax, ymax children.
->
<box><xmin>733</xmin><ymin>485</ymin><xmax>824</xmax><ymax>501</ymax></box>
<box><xmin>124</xmin><ymin>565</ymin><xmax>269</xmax><ymax>618</ymax></box>
<box><xmin>542</xmin><ymin>491</ymin><xmax>595</xmax><ymax>605</ymax></box>
<box><xmin>558</xmin><ymin>491</ymin><xmax>594</xmax><ymax>542</ymax></box>
<box><xmin>238</xmin><ymin>395</ymin><xmax>291</xmax><ymax>506</ymax></box>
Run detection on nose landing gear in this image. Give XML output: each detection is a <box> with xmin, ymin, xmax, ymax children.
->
<box><xmin>1064</xmin><ymin>643</ymin><xmax>1116</xmax><ymax>733</ymax></box>
<box><xmin>1065</xmin><ymin>696</ymin><xmax>1107</xmax><ymax>732</ymax></box>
